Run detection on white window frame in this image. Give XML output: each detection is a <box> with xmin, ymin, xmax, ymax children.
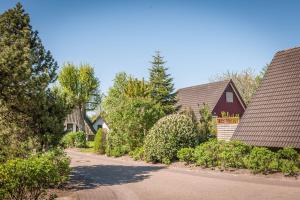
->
<box><xmin>226</xmin><ymin>92</ymin><xmax>233</xmax><ymax>103</ymax></box>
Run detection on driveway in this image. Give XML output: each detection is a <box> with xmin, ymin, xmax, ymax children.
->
<box><xmin>60</xmin><ymin>149</ymin><xmax>300</xmax><ymax>200</ymax></box>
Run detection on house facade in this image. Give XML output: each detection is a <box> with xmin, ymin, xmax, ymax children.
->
<box><xmin>92</xmin><ymin>115</ymin><xmax>109</xmax><ymax>132</ymax></box>
<box><xmin>177</xmin><ymin>79</ymin><xmax>246</xmax><ymax>119</ymax></box>
<box><xmin>232</xmin><ymin>46</ymin><xmax>300</xmax><ymax>149</ymax></box>
<box><xmin>64</xmin><ymin>107</ymin><xmax>96</xmax><ymax>140</ymax></box>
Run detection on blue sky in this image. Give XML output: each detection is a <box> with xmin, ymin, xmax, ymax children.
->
<box><xmin>1</xmin><ymin>0</ymin><xmax>300</xmax><ymax>93</ymax></box>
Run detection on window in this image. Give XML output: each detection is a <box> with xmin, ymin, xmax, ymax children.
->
<box><xmin>226</xmin><ymin>92</ymin><xmax>233</xmax><ymax>103</ymax></box>
<box><xmin>97</xmin><ymin>124</ymin><xmax>103</xmax><ymax>130</ymax></box>
<box><xmin>66</xmin><ymin>123</ymin><xmax>73</xmax><ymax>132</ymax></box>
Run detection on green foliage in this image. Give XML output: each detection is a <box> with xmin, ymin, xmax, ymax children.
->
<box><xmin>129</xmin><ymin>146</ymin><xmax>145</xmax><ymax>161</ymax></box>
<box><xmin>94</xmin><ymin>129</ymin><xmax>106</xmax><ymax>154</ymax></box>
<box><xmin>144</xmin><ymin>114</ymin><xmax>198</xmax><ymax>163</ymax></box>
<box><xmin>0</xmin><ymin>3</ymin><xmax>70</xmax><ymax>157</ymax></box>
<box><xmin>177</xmin><ymin>148</ymin><xmax>195</xmax><ymax>164</ymax></box>
<box><xmin>198</xmin><ymin>104</ymin><xmax>216</xmax><ymax>141</ymax></box>
<box><xmin>103</xmin><ymin>73</ymin><xmax>165</xmax><ymax>155</ymax></box>
<box><xmin>60</xmin><ymin>131</ymin><xmax>87</xmax><ymax>148</ymax></box>
<box><xmin>244</xmin><ymin>147</ymin><xmax>279</xmax><ymax>174</ymax></box>
<box><xmin>277</xmin><ymin>147</ymin><xmax>299</xmax><ymax>176</ymax></box>
<box><xmin>219</xmin><ymin>141</ymin><xmax>252</xmax><ymax>169</ymax></box>
<box><xmin>194</xmin><ymin>139</ymin><xmax>224</xmax><ymax>168</ymax></box>
<box><xmin>0</xmin><ymin>149</ymin><xmax>70</xmax><ymax>200</ymax></box>
<box><xmin>58</xmin><ymin>63</ymin><xmax>101</xmax><ymax>132</ymax></box>
<box><xmin>149</xmin><ymin>51</ymin><xmax>177</xmax><ymax>114</ymax></box>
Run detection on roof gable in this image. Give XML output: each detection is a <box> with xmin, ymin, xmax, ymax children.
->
<box><xmin>177</xmin><ymin>80</ymin><xmax>243</xmax><ymax>119</ymax></box>
<box><xmin>232</xmin><ymin>46</ymin><xmax>300</xmax><ymax>148</ymax></box>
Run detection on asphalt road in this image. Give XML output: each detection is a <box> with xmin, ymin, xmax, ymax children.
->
<box><xmin>61</xmin><ymin>149</ymin><xmax>300</xmax><ymax>200</ymax></box>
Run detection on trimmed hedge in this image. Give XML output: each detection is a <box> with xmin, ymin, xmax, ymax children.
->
<box><xmin>60</xmin><ymin>131</ymin><xmax>87</xmax><ymax>148</ymax></box>
<box><xmin>0</xmin><ymin>149</ymin><xmax>70</xmax><ymax>200</ymax></box>
<box><xmin>144</xmin><ymin>114</ymin><xmax>198</xmax><ymax>164</ymax></box>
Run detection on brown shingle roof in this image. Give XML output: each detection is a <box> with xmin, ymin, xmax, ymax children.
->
<box><xmin>232</xmin><ymin>46</ymin><xmax>300</xmax><ymax>148</ymax></box>
<box><xmin>177</xmin><ymin>80</ymin><xmax>230</xmax><ymax>119</ymax></box>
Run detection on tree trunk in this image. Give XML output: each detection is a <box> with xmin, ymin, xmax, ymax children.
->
<box><xmin>79</xmin><ymin>105</ymin><xmax>86</xmax><ymax>132</ymax></box>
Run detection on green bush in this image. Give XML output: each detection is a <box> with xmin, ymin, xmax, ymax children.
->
<box><xmin>219</xmin><ymin>141</ymin><xmax>251</xmax><ymax>169</ymax></box>
<box><xmin>177</xmin><ymin>147</ymin><xmax>195</xmax><ymax>164</ymax></box>
<box><xmin>0</xmin><ymin>149</ymin><xmax>70</xmax><ymax>200</ymax></box>
<box><xmin>129</xmin><ymin>146</ymin><xmax>145</xmax><ymax>161</ymax></box>
<box><xmin>277</xmin><ymin>147</ymin><xmax>299</xmax><ymax>176</ymax></box>
<box><xmin>60</xmin><ymin>131</ymin><xmax>87</xmax><ymax>148</ymax></box>
<box><xmin>144</xmin><ymin>114</ymin><xmax>198</xmax><ymax>164</ymax></box>
<box><xmin>94</xmin><ymin>129</ymin><xmax>106</xmax><ymax>154</ymax></box>
<box><xmin>194</xmin><ymin>139</ymin><xmax>224</xmax><ymax>168</ymax></box>
<box><xmin>244</xmin><ymin>147</ymin><xmax>279</xmax><ymax>174</ymax></box>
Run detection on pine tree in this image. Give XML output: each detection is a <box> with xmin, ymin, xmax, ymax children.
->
<box><xmin>0</xmin><ymin>3</ymin><xmax>66</xmax><ymax>153</ymax></box>
<box><xmin>149</xmin><ymin>51</ymin><xmax>177</xmax><ymax>114</ymax></box>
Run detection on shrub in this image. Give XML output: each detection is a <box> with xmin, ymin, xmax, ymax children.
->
<box><xmin>129</xmin><ymin>146</ymin><xmax>145</xmax><ymax>161</ymax></box>
<box><xmin>194</xmin><ymin>139</ymin><xmax>224</xmax><ymax>168</ymax></box>
<box><xmin>144</xmin><ymin>114</ymin><xmax>198</xmax><ymax>164</ymax></box>
<box><xmin>277</xmin><ymin>147</ymin><xmax>299</xmax><ymax>176</ymax></box>
<box><xmin>279</xmin><ymin>160</ymin><xmax>299</xmax><ymax>176</ymax></box>
<box><xmin>244</xmin><ymin>147</ymin><xmax>279</xmax><ymax>174</ymax></box>
<box><xmin>219</xmin><ymin>141</ymin><xmax>251</xmax><ymax>169</ymax></box>
<box><xmin>177</xmin><ymin>147</ymin><xmax>195</xmax><ymax>164</ymax></box>
<box><xmin>60</xmin><ymin>131</ymin><xmax>86</xmax><ymax>148</ymax></box>
<box><xmin>94</xmin><ymin>129</ymin><xmax>106</xmax><ymax>154</ymax></box>
<box><xmin>0</xmin><ymin>149</ymin><xmax>70</xmax><ymax>200</ymax></box>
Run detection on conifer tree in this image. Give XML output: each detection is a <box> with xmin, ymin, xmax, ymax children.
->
<box><xmin>0</xmin><ymin>3</ymin><xmax>67</xmax><ymax>152</ymax></box>
<box><xmin>149</xmin><ymin>51</ymin><xmax>177</xmax><ymax>114</ymax></box>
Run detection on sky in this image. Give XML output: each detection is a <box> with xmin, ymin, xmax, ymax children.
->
<box><xmin>1</xmin><ymin>0</ymin><xmax>300</xmax><ymax>94</ymax></box>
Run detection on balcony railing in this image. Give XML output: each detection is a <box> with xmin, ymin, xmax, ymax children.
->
<box><xmin>216</xmin><ymin>117</ymin><xmax>240</xmax><ymax>124</ymax></box>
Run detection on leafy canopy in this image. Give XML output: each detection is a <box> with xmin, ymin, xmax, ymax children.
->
<box><xmin>58</xmin><ymin>63</ymin><xmax>101</xmax><ymax>110</ymax></box>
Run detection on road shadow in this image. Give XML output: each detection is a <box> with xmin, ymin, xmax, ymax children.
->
<box><xmin>67</xmin><ymin>164</ymin><xmax>165</xmax><ymax>191</ymax></box>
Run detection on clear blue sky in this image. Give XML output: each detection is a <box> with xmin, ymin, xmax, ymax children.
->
<box><xmin>1</xmin><ymin>0</ymin><xmax>300</xmax><ymax>93</ymax></box>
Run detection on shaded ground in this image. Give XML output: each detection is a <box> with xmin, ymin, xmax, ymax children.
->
<box><xmin>58</xmin><ymin>149</ymin><xmax>300</xmax><ymax>200</ymax></box>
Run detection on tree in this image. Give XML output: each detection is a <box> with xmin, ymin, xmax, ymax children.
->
<box><xmin>0</xmin><ymin>3</ymin><xmax>66</xmax><ymax>154</ymax></box>
<box><xmin>212</xmin><ymin>68</ymin><xmax>261</xmax><ymax>105</ymax></box>
<box><xmin>149</xmin><ymin>51</ymin><xmax>177</xmax><ymax>114</ymax></box>
<box><xmin>58</xmin><ymin>63</ymin><xmax>101</xmax><ymax>132</ymax></box>
<box><xmin>198</xmin><ymin>104</ymin><xmax>216</xmax><ymax>142</ymax></box>
<box><xmin>102</xmin><ymin>73</ymin><xmax>165</xmax><ymax>155</ymax></box>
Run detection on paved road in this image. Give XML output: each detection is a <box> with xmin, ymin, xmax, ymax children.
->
<box><xmin>62</xmin><ymin>149</ymin><xmax>300</xmax><ymax>200</ymax></box>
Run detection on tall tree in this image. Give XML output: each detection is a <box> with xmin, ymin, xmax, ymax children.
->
<box><xmin>58</xmin><ymin>63</ymin><xmax>101</xmax><ymax>132</ymax></box>
<box><xmin>0</xmin><ymin>3</ymin><xmax>66</xmax><ymax>154</ymax></box>
<box><xmin>212</xmin><ymin>68</ymin><xmax>261</xmax><ymax>105</ymax></box>
<box><xmin>149</xmin><ymin>51</ymin><xmax>177</xmax><ymax>114</ymax></box>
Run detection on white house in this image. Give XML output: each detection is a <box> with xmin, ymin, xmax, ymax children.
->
<box><xmin>92</xmin><ymin>115</ymin><xmax>109</xmax><ymax>132</ymax></box>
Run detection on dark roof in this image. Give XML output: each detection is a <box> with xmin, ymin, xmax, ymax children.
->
<box><xmin>232</xmin><ymin>46</ymin><xmax>300</xmax><ymax>148</ymax></box>
<box><xmin>177</xmin><ymin>80</ymin><xmax>231</xmax><ymax>119</ymax></box>
<box><xmin>84</xmin><ymin>114</ymin><xmax>96</xmax><ymax>134</ymax></box>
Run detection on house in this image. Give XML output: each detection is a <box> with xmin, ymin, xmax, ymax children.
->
<box><xmin>64</xmin><ymin>107</ymin><xmax>96</xmax><ymax>140</ymax></box>
<box><xmin>232</xmin><ymin>46</ymin><xmax>300</xmax><ymax>148</ymax></box>
<box><xmin>92</xmin><ymin>115</ymin><xmax>109</xmax><ymax>132</ymax></box>
<box><xmin>177</xmin><ymin>79</ymin><xmax>246</xmax><ymax>119</ymax></box>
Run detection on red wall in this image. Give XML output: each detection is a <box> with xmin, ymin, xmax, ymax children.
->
<box><xmin>212</xmin><ymin>84</ymin><xmax>245</xmax><ymax>117</ymax></box>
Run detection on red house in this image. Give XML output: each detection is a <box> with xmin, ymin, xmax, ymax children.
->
<box><xmin>177</xmin><ymin>79</ymin><xmax>246</xmax><ymax>119</ymax></box>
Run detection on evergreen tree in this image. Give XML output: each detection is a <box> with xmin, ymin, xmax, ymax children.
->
<box><xmin>0</xmin><ymin>3</ymin><xmax>68</xmax><ymax>153</ymax></box>
<box><xmin>149</xmin><ymin>51</ymin><xmax>177</xmax><ymax>114</ymax></box>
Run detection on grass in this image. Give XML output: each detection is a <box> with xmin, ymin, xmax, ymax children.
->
<box><xmin>79</xmin><ymin>141</ymin><xmax>95</xmax><ymax>153</ymax></box>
